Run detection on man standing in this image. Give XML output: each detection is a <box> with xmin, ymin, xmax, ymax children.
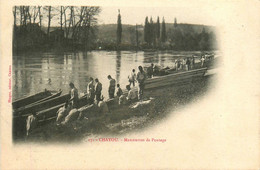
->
<box><xmin>107</xmin><ymin>75</ymin><xmax>116</xmax><ymax>99</ymax></box>
<box><xmin>128</xmin><ymin>69</ymin><xmax>136</xmax><ymax>87</ymax></box>
<box><xmin>186</xmin><ymin>58</ymin><xmax>191</xmax><ymax>71</ymax></box>
<box><xmin>191</xmin><ymin>55</ymin><xmax>195</xmax><ymax>69</ymax></box>
<box><xmin>69</xmin><ymin>82</ymin><xmax>79</xmax><ymax>108</ymax></box>
<box><xmin>136</xmin><ymin>66</ymin><xmax>146</xmax><ymax>100</ymax></box>
<box><xmin>201</xmin><ymin>56</ymin><xmax>205</xmax><ymax>67</ymax></box>
<box><xmin>147</xmin><ymin>63</ymin><xmax>154</xmax><ymax>78</ymax></box>
<box><xmin>95</xmin><ymin>78</ymin><xmax>102</xmax><ymax>102</ymax></box>
<box><xmin>88</xmin><ymin>77</ymin><xmax>95</xmax><ymax>104</ymax></box>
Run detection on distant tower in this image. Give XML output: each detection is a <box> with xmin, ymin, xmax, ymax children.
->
<box><xmin>174</xmin><ymin>17</ymin><xmax>177</xmax><ymax>28</ymax></box>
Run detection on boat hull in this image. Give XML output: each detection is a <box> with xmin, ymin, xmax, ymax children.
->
<box><xmin>12</xmin><ymin>90</ymin><xmax>52</xmax><ymax>110</ymax></box>
<box><xmin>14</xmin><ymin>93</ymin><xmax>70</xmax><ymax>116</ymax></box>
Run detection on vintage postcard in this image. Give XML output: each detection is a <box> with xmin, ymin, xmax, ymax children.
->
<box><xmin>0</xmin><ymin>0</ymin><xmax>259</xmax><ymax>169</ymax></box>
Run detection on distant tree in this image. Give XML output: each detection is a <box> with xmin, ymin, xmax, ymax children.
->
<box><xmin>199</xmin><ymin>37</ymin><xmax>208</xmax><ymax>50</ymax></box>
<box><xmin>198</xmin><ymin>27</ymin><xmax>209</xmax><ymax>50</ymax></box>
<box><xmin>129</xmin><ymin>27</ymin><xmax>136</xmax><ymax>45</ymax></box>
<box><xmin>208</xmin><ymin>31</ymin><xmax>217</xmax><ymax>50</ymax></box>
<box><xmin>144</xmin><ymin>16</ymin><xmax>149</xmax><ymax>43</ymax></box>
<box><xmin>38</xmin><ymin>6</ymin><xmax>42</xmax><ymax>28</ymax></box>
<box><xmin>60</xmin><ymin>6</ymin><xmax>63</xmax><ymax>29</ymax></box>
<box><xmin>149</xmin><ymin>17</ymin><xmax>154</xmax><ymax>46</ymax></box>
<box><xmin>161</xmin><ymin>17</ymin><xmax>167</xmax><ymax>42</ymax></box>
<box><xmin>156</xmin><ymin>16</ymin><xmax>160</xmax><ymax>40</ymax></box>
<box><xmin>136</xmin><ymin>24</ymin><xmax>139</xmax><ymax>48</ymax></box>
<box><xmin>81</xmin><ymin>7</ymin><xmax>101</xmax><ymax>50</ymax></box>
<box><xmin>168</xmin><ymin>27</ymin><xmax>183</xmax><ymax>50</ymax></box>
<box><xmin>64</xmin><ymin>6</ymin><xmax>75</xmax><ymax>39</ymax></box>
<box><xmin>117</xmin><ymin>9</ymin><xmax>122</xmax><ymax>45</ymax></box>
<box><xmin>45</xmin><ymin>6</ymin><xmax>52</xmax><ymax>37</ymax></box>
<box><xmin>174</xmin><ymin>17</ymin><xmax>177</xmax><ymax>27</ymax></box>
<box><xmin>13</xmin><ymin>6</ymin><xmax>17</xmax><ymax>26</ymax></box>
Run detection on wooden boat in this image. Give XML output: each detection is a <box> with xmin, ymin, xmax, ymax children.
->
<box><xmin>145</xmin><ymin>67</ymin><xmax>207</xmax><ymax>90</ymax></box>
<box><xmin>12</xmin><ymin>89</ymin><xmax>52</xmax><ymax>110</ymax></box>
<box><xmin>13</xmin><ymin>95</ymin><xmax>89</xmax><ymax>137</ymax></box>
<box><xmin>28</xmin><ymin>90</ymin><xmax>63</xmax><ymax>105</ymax></box>
<box><xmin>14</xmin><ymin>93</ymin><xmax>70</xmax><ymax>116</ymax></box>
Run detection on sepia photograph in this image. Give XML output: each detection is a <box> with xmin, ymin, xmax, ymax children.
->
<box><xmin>1</xmin><ymin>0</ymin><xmax>259</xmax><ymax>169</ymax></box>
<box><xmin>12</xmin><ymin>5</ymin><xmax>220</xmax><ymax>142</ymax></box>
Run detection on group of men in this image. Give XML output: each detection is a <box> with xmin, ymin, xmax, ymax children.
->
<box><xmin>175</xmin><ymin>56</ymin><xmax>196</xmax><ymax>71</ymax></box>
<box><xmin>53</xmin><ymin>66</ymin><xmax>147</xmax><ymax>126</ymax></box>
<box><xmin>67</xmin><ymin>65</ymin><xmax>147</xmax><ymax>108</ymax></box>
<box><xmin>174</xmin><ymin>53</ymin><xmax>214</xmax><ymax>71</ymax></box>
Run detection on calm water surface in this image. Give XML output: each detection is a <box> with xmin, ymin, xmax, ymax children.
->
<box><xmin>13</xmin><ymin>50</ymin><xmax>211</xmax><ymax>100</ymax></box>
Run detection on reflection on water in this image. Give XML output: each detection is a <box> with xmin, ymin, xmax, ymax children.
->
<box><xmin>13</xmin><ymin>50</ymin><xmax>211</xmax><ymax>100</ymax></box>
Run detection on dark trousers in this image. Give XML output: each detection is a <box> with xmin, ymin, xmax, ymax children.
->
<box><xmin>138</xmin><ymin>83</ymin><xmax>145</xmax><ymax>100</ymax></box>
<box><xmin>71</xmin><ymin>99</ymin><xmax>78</xmax><ymax>108</ymax></box>
<box><xmin>108</xmin><ymin>87</ymin><xmax>115</xmax><ymax>99</ymax></box>
<box><xmin>129</xmin><ymin>80</ymin><xmax>135</xmax><ymax>87</ymax></box>
<box><xmin>96</xmin><ymin>92</ymin><xmax>101</xmax><ymax>101</ymax></box>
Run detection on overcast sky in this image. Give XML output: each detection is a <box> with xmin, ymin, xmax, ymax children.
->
<box><xmin>98</xmin><ymin>6</ymin><xmax>216</xmax><ymax>26</ymax></box>
<box><xmin>23</xmin><ymin>5</ymin><xmax>218</xmax><ymax>27</ymax></box>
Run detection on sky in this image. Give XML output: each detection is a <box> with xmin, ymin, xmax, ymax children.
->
<box><xmin>97</xmin><ymin>6</ymin><xmax>217</xmax><ymax>26</ymax></box>
<box><xmin>14</xmin><ymin>5</ymin><xmax>218</xmax><ymax>27</ymax></box>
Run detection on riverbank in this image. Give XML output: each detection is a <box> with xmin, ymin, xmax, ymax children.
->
<box><xmin>20</xmin><ymin>74</ymin><xmax>216</xmax><ymax>143</ymax></box>
<box><xmin>13</xmin><ymin>44</ymin><xmax>218</xmax><ymax>55</ymax></box>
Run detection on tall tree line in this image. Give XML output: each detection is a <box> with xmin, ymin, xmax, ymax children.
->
<box><xmin>144</xmin><ymin>16</ymin><xmax>166</xmax><ymax>46</ymax></box>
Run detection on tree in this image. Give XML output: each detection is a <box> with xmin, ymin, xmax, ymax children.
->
<box><xmin>129</xmin><ymin>27</ymin><xmax>136</xmax><ymax>45</ymax></box>
<box><xmin>46</xmin><ymin>6</ymin><xmax>52</xmax><ymax>37</ymax></box>
<box><xmin>174</xmin><ymin>17</ymin><xmax>177</xmax><ymax>27</ymax></box>
<box><xmin>38</xmin><ymin>6</ymin><xmax>42</xmax><ymax>28</ymax></box>
<box><xmin>198</xmin><ymin>27</ymin><xmax>209</xmax><ymax>50</ymax></box>
<box><xmin>161</xmin><ymin>17</ymin><xmax>166</xmax><ymax>42</ymax></box>
<box><xmin>69</xmin><ymin>7</ymin><xmax>101</xmax><ymax>50</ymax></box>
<box><xmin>117</xmin><ymin>9</ymin><xmax>122</xmax><ymax>45</ymax></box>
<box><xmin>60</xmin><ymin>6</ymin><xmax>63</xmax><ymax>29</ymax></box>
<box><xmin>64</xmin><ymin>6</ymin><xmax>75</xmax><ymax>38</ymax></box>
<box><xmin>156</xmin><ymin>16</ymin><xmax>160</xmax><ymax>40</ymax></box>
<box><xmin>136</xmin><ymin>24</ymin><xmax>139</xmax><ymax>48</ymax></box>
<box><xmin>149</xmin><ymin>17</ymin><xmax>154</xmax><ymax>46</ymax></box>
<box><xmin>13</xmin><ymin>6</ymin><xmax>17</xmax><ymax>26</ymax></box>
<box><xmin>144</xmin><ymin>16</ymin><xmax>149</xmax><ymax>43</ymax></box>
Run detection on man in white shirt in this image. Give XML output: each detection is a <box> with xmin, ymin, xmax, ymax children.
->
<box><xmin>126</xmin><ymin>85</ymin><xmax>137</xmax><ymax>101</ymax></box>
<box><xmin>69</xmin><ymin>82</ymin><xmax>78</xmax><ymax>108</ymax></box>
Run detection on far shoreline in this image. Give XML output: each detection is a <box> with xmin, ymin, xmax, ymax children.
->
<box><xmin>13</xmin><ymin>48</ymin><xmax>219</xmax><ymax>56</ymax></box>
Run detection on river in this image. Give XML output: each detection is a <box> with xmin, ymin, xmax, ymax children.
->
<box><xmin>12</xmin><ymin>50</ymin><xmax>212</xmax><ymax>100</ymax></box>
